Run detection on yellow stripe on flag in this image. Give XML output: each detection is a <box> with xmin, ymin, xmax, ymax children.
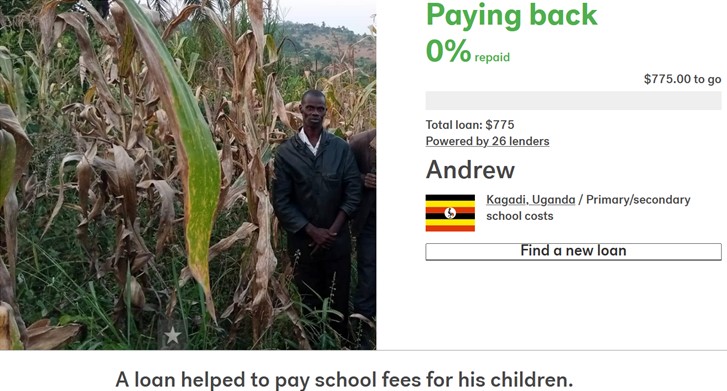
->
<box><xmin>425</xmin><ymin>219</ymin><xmax>476</xmax><ymax>226</ymax></box>
<box><xmin>425</xmin><ymin>200</ymin><xmax>476</xmax><ymax>208</ymax></box>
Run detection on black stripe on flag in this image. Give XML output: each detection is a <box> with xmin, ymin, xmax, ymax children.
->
<box><xmin>425</xmin><ymin>194</ymin><xmax>475</xmax><ymax>201</ymax></box>
<box><xmin>426</xmin><ymin>213</ymin><xmax>476</xmax><ymax>219</ymax></box>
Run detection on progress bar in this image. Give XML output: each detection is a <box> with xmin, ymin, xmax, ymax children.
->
<box><xmin>426</xmin><ymin>91</ymin><xmax>722</xmax><ymax>110</ymax></box>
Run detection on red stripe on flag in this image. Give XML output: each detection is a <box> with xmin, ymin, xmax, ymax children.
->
<box><xmin>426</xmin><ymin>225</ymin><xmax>475</xmax><ymax>232</ymax></box>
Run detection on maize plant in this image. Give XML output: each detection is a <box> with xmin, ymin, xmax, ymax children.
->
<box><xmin>37</xmin><ymin>0</ymin><xmax>228</xmax><ymax>329</ymax></box>
<box><xmin>162</xmin><ymin>0</ymin><xmax>309</xmax><ymax>346</ymax></box>
<box><xmin>3</xmin><ymin>0</ymin><xmax>382</xmax><ymax>350</ymax></box>
<box><xmin>0</xmin><ymin>103</ymin><xmax>31</xmax><ymax>348</ymax></box>
<box><xmin>34</xmin><ymin>0</ymin><xmax>314</xmax><ymax>348</ymax></box>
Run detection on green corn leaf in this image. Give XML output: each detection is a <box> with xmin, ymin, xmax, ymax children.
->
<box><xmin>0</xmin><ymin>129</ymin><xmax>16</xmax><ymax>203</ymax></box>
<box><xmin>114</xmin><ymin>0</ymin><xmax>221</xmax><ymax>320</ymax></box>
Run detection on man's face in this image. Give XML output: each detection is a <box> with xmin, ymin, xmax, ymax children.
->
<box><xmin>301</xmin><ymin>95</ymin><xmax>327</xmax><ymax>128</ymax></box>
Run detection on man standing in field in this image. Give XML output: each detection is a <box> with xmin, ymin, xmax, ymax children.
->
<box><xmin>349</xmin><ymin>129</ymin><xmax>376</xmax><ymax>349</ymax></box>
<box><xmin>272</xmin><ymin>89</ymin><xmax>361</xmax><ymax>343</ymax></box>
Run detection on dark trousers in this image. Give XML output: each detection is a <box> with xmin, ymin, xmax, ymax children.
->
<box><xmin>293</xmin><ymin>245</ymin><xmax>351</xmax><ymax>340</ymax></box>
<box><xmin>353</xmin><ymin>213</ymin><xmax>376</xmax><ymax>319</ymax></box>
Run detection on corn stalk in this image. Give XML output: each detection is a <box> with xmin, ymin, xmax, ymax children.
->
<box><xmin>40</xmin><ymin>1</ymin><xmax>151</xmax><ymax>325</ymax></box>
<box><xmin>114</xmin><ymin>0</ymin><xmax>222</xmax><ymax>319</ymax></box>
<box><xmin>1</xmin><ymin>67</ymin><xmax>83</xmax><ymax>352</ymax></box>
<box><xmin>163</xmin><ymin>0</ymin><xmax>309</xmax><ymax>346</ymax></box>
<box><xmin>0</xmin><ymin>103</ymin><xmax>32</xmax><ymax>348</ymax></box>
<box><xmin>38</xmin><ymin>0</ymin><xmax>228</xmax><ymax>325</ymax></box>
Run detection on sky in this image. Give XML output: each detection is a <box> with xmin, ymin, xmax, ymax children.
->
<box><xmin>276</xmin><ymin>0</ymin><xmax>376</xmax><ymax>35</ymax></box>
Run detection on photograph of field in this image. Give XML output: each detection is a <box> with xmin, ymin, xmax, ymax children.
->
<box><xmin>0</xmin><ymin>0</ymin><xmax>376</xmax><ymax>350</ymax></box>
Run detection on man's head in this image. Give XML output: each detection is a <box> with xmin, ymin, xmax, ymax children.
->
<box><xmin>300</xmin><ymin>89</ymin><xmax>327</xmax><ymax>129</ymax></box>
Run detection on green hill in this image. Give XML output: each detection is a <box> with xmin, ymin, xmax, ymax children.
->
<box><xmin>277</xmin><ymin>21</ymin><xmax>376</xmax><ymax>73</ymax></box>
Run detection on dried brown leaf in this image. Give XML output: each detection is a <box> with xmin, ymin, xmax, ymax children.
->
<box><xmin>220</xmin><ymin>302</ymin><xmax>236</xmax><ymax>320</ymax></box>
<box><xmin>202</xmin><ymin>93</ymin><xmax>214</xmax><ymax>135</ymax></box>
<box><xmin>27</xmin><ymin>319</ymin><xmax>50</xmax><ymax>330</ymax></box>
<box><xmin>249</xmin><ymin>152</ymin><xmax>277</xmax><ymax>337</ymax></box>
<box><xmin>245</xmin><ymin>0</ymin><xmax>264</xmax><ymax>64</ymax></box>
<box><xmin>209</xmin><ymin>222</ymin><xmax>257</xmax><ymax>261</ymax></box>
<box><xmin>0</xmin><ymin>302</ymin><xmax>23</xmax><ymax>350</ymax></box>
<box><xmin>178</xmin><ymin>266</ymin><xmax>192</xmax><ymax>287</ymax></box>
<box><xmin>86</xmin><ymin>156</ymin><xmax>120</xmax><ymax>229</ymax></box>
<box><xmin>76</xmin><ymin>141</ymin><xmax>100</xmax><ymax>276</ymax></box>
<box><xmin>111</xmin><ymin>224</ymin><xmax>130</xmax><ymax>280</ymax></box>
<box><xmin>154</xmin><ymin>109</ymin><xmax>171</xmax><ymax>142</ymax></box>
<box><xmin>216</xmin><ymin>114</ymin><xmax>234</xmax><ymax>215</ymax></box>
<box><xmin>79</xmin><ymin>0</ymin><xmax>118</xmax><ymax>48</ymax></box>
<box><xmin>39</xmin><ymin>0</ymin><xmax>63</xmax><ymax>58</ymax></box>
<box><xmin>267</xmin><ymin>74</ymin><xmax>292</xmax><ymax>130</ymax></box>
<box><xmin>26</xmin><ymin>321</ymin><xmax>82</xmax><ymax>350</ymax></box>
<box><xmin>20</xmin><ymin>173</ymin><xmax>36</xmax><ymax>208</ymax></box>
<box><xmin>79</xmin><ymin>55</ymin><xmax>87</xmax><ymax>86</ymax></box>
<box><xmin>232</xmin><ymin>33</ymin><xmax>257</xmax><ymax>138</ymax></box>
<box><xmin>137</xmin><ymin>179</ymin><xmax>177</xmax><ymax>255</ymax></box>
<box><xmin>110</xmin><ymin>2</ymin><xmax>137</xmax><ymax>78</ymax></box>
<box><xmin>221</xmin><ymin>174</ymin><xmax>247</xmax><ymax>211</ymax></box>
<box><xmin>112</xmin><ymin>145</ymin><xmax>137</xmax><ymax>223</ymax></box>
<box><xmin>57</xmin><ymin>13</ymin><xmax>121</xmax><ymax>123</ymax></box>
<box><xmin>79</xmin><ymin>104</ymin><xmax>107</xmax><ymax>138</ymax></box>
<box><xmin>217</xmin><ymin>67</ymin><xmax>234</xmax><ymax>89</ymax></box>
<box><xmin>126</xmin><ymin>109</ymin><xmax>149</xmax><ymax>151</ymax></box>
<box><xmin>43</xmin><ymin>153</ymin><xmax>82</xmax><ymax>237</ymax></box>
<box><xmin>0</xmin><ymin>265</ymin><xmax>12</xmax><ymax>306</ymax></box>
<box><xmin>162</xmin><ymin>5</ymin><xmax>200</xmax><ymax>41</ymax></box>
<box><xmin>164</xmin><ymin>288</ymin><xmax>178</xmax><ymax>318</ymax></box>
<box><xmin>77</xmin><ymin>141</ymin><xmax>97</xmax><ymax>216</ymax></box>
<box><xmin>131</xmin><ymin>252</ymin><xmax>152</xmax><ymax>274</ymax></box>
<box><xmin>128</xmin><ymin>276</ymin><xmax>145</xmax><ymax>308</ymax></box>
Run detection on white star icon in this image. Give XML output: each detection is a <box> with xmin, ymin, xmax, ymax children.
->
<box><xmin>164</xmin><ymin>326</ymin><xmax>181</xmax><ymax>345</ymax></box>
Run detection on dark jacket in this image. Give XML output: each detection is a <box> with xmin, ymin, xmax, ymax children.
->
<box><xmin>349</xmin><ymin>129</ymin><xmax>376</xmax><ymax>235</ymax></box>
<box><xmin>272</xmin><ymin>130</ymin><xmax>362</xmax><ymax>258</ymax></box>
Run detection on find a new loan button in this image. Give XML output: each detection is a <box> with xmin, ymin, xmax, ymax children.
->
<box><xmin>425</xmin><ymin>243</ymin><xmax>722</xmax><ymax>261</ymax></box>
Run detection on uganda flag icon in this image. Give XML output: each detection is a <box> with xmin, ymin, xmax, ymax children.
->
<box><xmin>425</xmin><ymin>194</ymin><xmax>475</xmax><ymax>232</ymax></box>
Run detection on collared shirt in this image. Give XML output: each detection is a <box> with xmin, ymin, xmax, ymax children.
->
<box><xmin>299</xmin><ymin>128</ymin><xmax>320</xmax><ymax>156</ymax></box>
